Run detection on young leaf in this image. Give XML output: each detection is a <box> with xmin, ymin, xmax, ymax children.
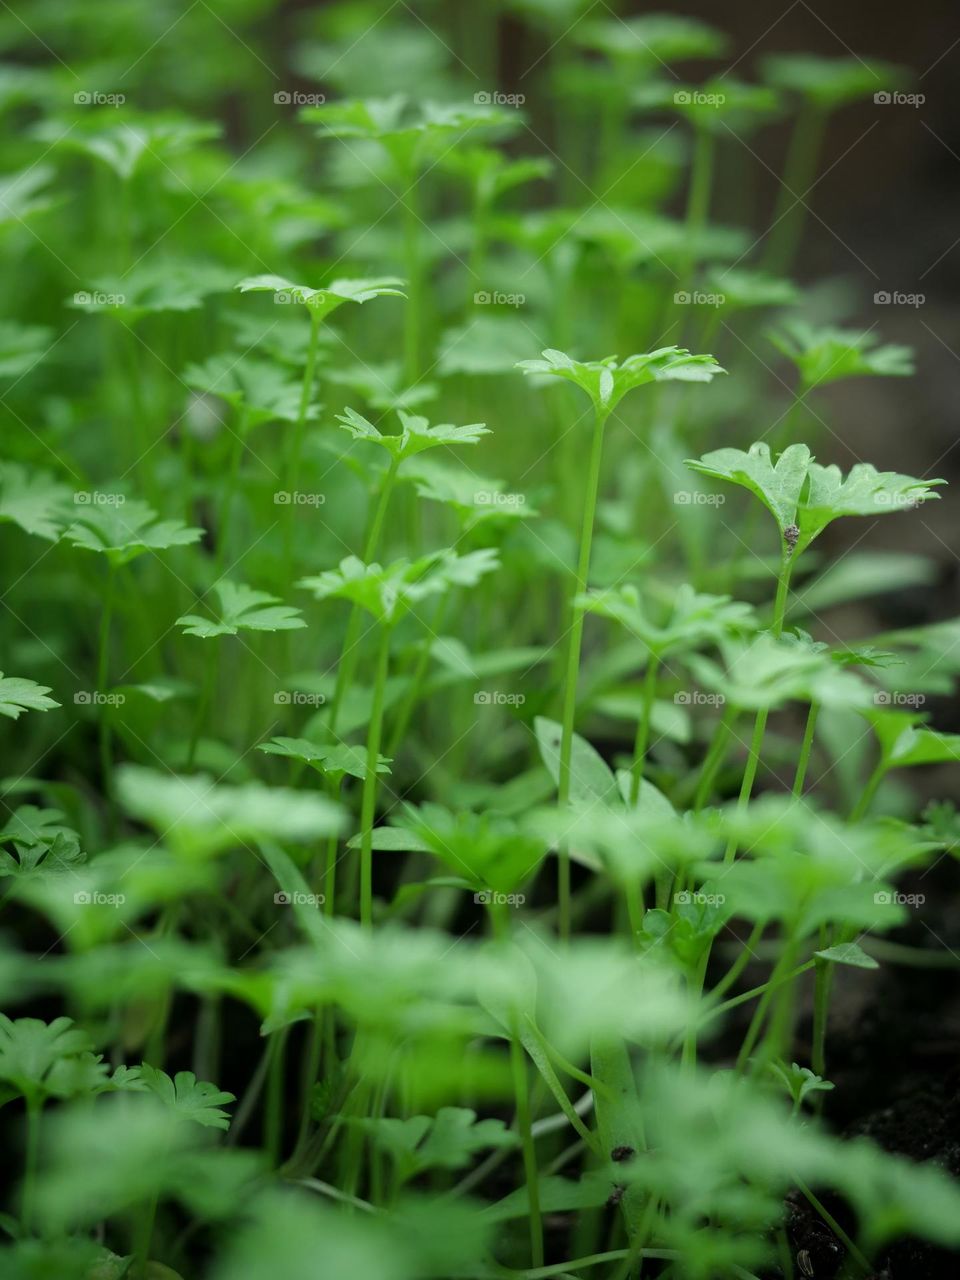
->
<box><xmin>115</xmin><ymin>768</ymin><xmax>346</xmax><ymax>856</ymax></box>
<box><xmin>299</xmin><ymin>548</ymin><xmax>499</xmax><ymax>626</ymax></box>
<box><xmin>577</xmin><ymin>583</ymin><xmax>756</xmax><ymax>657</ymax></box>
<box><xmin>236</xmin><ymin>274</ymin><xmax>405</xmax><ymax>323</ymax></box>
<box><xmin>337</xmin><ymin>406</ymin><xmax>489</xmax><ymax>461</ymax></box>
<box><xmin>64</xmin><ymin>499</ymin><xmax>203</xmax><ymax>566</ymax></box>
<box><xmin>687</xmin><ymin>442</ymin><xmax>943</xmax><ymax>555</ymax></box>
<box><xmin>0</xmin><ymin>462</ymin><xmax>72</xmax><ymax>541</ymax></box>
<box><xmin>127</xmin><ymin>1064</ymin><xmax>235</xmax><ymax>1130</ymax></box>
<box><xmin>0</xmin><ymin>1015</ymin><xmax>93</xmax><ymax>1103</ymax></box>
<box><xmin>772</xmin><ymin>320</ymin><xmax>914</xmax><ymax>388</ymax></box>
<box><xmin>259</xmin><ymin>738</ymin><xmax>391</xmax><ymax>781</ymax></box>
<box><xmin>761</xmin><ymin>54</ymin><xmax>909</xmax><ymax>111</ymax></box>
<box><xmin>177</xmin><ymin>581</ymin><xmax>306</xmax><ymax>638</ymax></box>
<box><xmin>0</xmin><ymin>673</ymin><xmax>59</xmax><ymax>720</ymax></box>
<box><xmin>517</xmin><ymin>347</ymin><xmax>725</xmax><ymax>414</ymax></box>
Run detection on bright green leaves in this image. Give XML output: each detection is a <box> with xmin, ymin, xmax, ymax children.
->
<box><xmin>577</xmin><ymin>582</ymin><xmax>756</xmax><ymax>658</ymax></box>
<box><xmin>0</xmin><ymin>807</ymin><xmax>81</xmax><ymax>879</ymax></box>
<box><xmin>259</xmin><ymin>738</ymin><xmax>391</xmax><ymax>782</ymax></box>
<box><xmin>0</xmin><ymin>462</ymin><xmax>72</xmax><ymax>541</ymax></box>
<box><xmin>771</xmin><ymin>320</ymin><xmax>915</xmax><ymax>388</ymax></box>
<box><xmin>686</xmin><ymin>442</ymin><xmax>943</xmax><ymax>556</ymax></box>
<box><xmin>183</xmin><ymin>354</ymin><xmax>317</xmax><ymax>428</ymax></box>
<box><xmin>115</xmin><ymin>768</ymin><xmax>345</xmax><ymax>857</ymax></box>
<box><xmin>0</xmin><ymin>1016</ymin><xmax>95</xmax><ymax>1105</ymax></box>
<box><xmin>0</xmin><ymin>673</ymin><xmax>59</xmax><ymax>721</ymax></box>
<box><xmin>72</xmin><ymin>259</ymin><xmax>236</xmax><ymax>319</ymax></box>
<box><xmin>34</xmin><ymin>114</ymin><xmax>220</xmax><ymax>181</ymax></box>
<box><xmin>575</xmin><ymin>14</ymin><xmax>728</xmax><ymax>65</ymax></box>
<box><xmin>517</xmin><ymin>347</ymin><xmax>725</xmax><ymax>415</ymax></box>
<box><xmin>399</xmin><ymin>803</ymin><xmax>545</xmax><ymax>894</ymax></box>
<box><xmin>357</xmin><ymin>1107</ymin><xmax>516</xmax><ymax>1183</ymax></box>
<box><xmin>125</xmin><ymin>1065</ymin><xmax>234</xmax><ymax>1130</ymax></box>
<box><xmin>337</xmin><ymin>406</ymin><xmax>489</xmax><ymax>462</ymax></box>
<box><xmin>687</xmin><ymin>632</ymin><xmax>871</xmax><ymax>711</ymax></box>
<box><xmin>64</xmin><ymin>499</ymin><xmax>203</xmax><ymax>567</ymax></box>
<box><xmin>177</xmin><ymin>581</ymin><xmax>306</xmax><ymax>638</ymax></box>
<box><xmin>236</xmin><ymin>274</ymin><xmax>405</xmax><ymax>323</ymax></box>
<box><xmin>687</xmin><ymin>441</ymin><xmax>809</xmax><ymax>538</ymax></box>
<box><xmin>299</xmin><ymin>548</ymin><xmax>499</xmax><ymax>627</ymax></box>
<box><xmin>761</xmin><ymin>54</ymin><xmax>909</xmax><ymax>111</ymax></box>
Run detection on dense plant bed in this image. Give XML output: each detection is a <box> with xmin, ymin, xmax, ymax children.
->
<box><xmin>1</xmin><ymin>2</ymin><xmax>958</xmax><ymax>1278</ymax></box>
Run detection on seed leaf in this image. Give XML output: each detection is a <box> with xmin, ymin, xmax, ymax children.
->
<box><xmin>259</xmin><ymin>738</ymin><xmax>391</xmax><ymax>780</ymax></box>
<box><xmin>761</xmin><ymin>54</ymin><xmax>909</xmax><ymax>110</ymax></box>
<box><xmin>815</xmin><ymin>942</ymin><xmax>878</xmax><ymax>969</ymax></box>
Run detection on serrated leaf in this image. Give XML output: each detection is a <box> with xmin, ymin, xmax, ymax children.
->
<box><xmin>177</xmin><ymin>581</ymin><xmax>305</xmax><ymax>638</ymax></box>
<box><xmin>518</xmin><ymin>346</ymin><xmax>725</xmax><ymax>413</ymax></box>
<box><xmin>337</xmin><ymin>406</ymin><xmax>488</xmax><ymax>461</ymax></box>
<box><xmin>130</xmin><ymin>1064</ymin><xmax>234</xmax><ymax>1130</ymax></box>
<box><xmin>0</xmin><ymin>462</ymin><xmax>72</xmax><ymax>541</ymax></box>
<box><xmin>0</xmin><ymin>672</ymin><xmax>59</xmax><ymax>720</ymax></box>
<box><xmin>64</xmin><ymin>499</ymin><xmax>203</xmax><ymax>566</ymax></box>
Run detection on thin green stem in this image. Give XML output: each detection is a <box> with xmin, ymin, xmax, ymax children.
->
<box><xmin>328</xmin><ymin>458</ymin><xmax>400</xmax><ymax>737</ymax></box>
<box><xmin>21</xmin><ymin>1094</ymin><xmax>41</xmax><ymax>1235</ymax></box>
<box><xmin>556</xmin><ymin>405</ymin><xmax>608</xmax><ymax>940</ymax></box>
<box><xmin>850</xmin><ymin>761</ymin><xmax>885</xmax><ymax>821</ymax></box>
<box><xmin>265</xmin><ymin>1026</ymin><xmax>289</xmax><ymax>1166</ymax></box>
<box><xmin>290</xmin><ymin>311</ymin><xmax>321</xmax><ymax>488</ymax></box>
<box><xmin>359</xmin><ymin>625</ymin><xmax>391</xmax><ymax>929</ymax></box>
<box><xmin>132</xmin><ymin>1188</ymin><xmax>159</xmax><ymax>1279</ymax></box>
<box><xmin>97</xmin><ymin>561</ymin><xmax>117</xmax><ymax>815</ymax></box>
<box><xmin>792</xmin><ymin>701</ymin><xmax>820</xmax><ymax>797</ymax></box>
<box><xmin>764</xmin><ymin>103</ymin><xmax>827</xmax><ymax>275</ymax></box>
<box><xmin>795</xmin><ymin>1177</ymin><xmax>873</xmax><ymax>1276</ymax></box>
